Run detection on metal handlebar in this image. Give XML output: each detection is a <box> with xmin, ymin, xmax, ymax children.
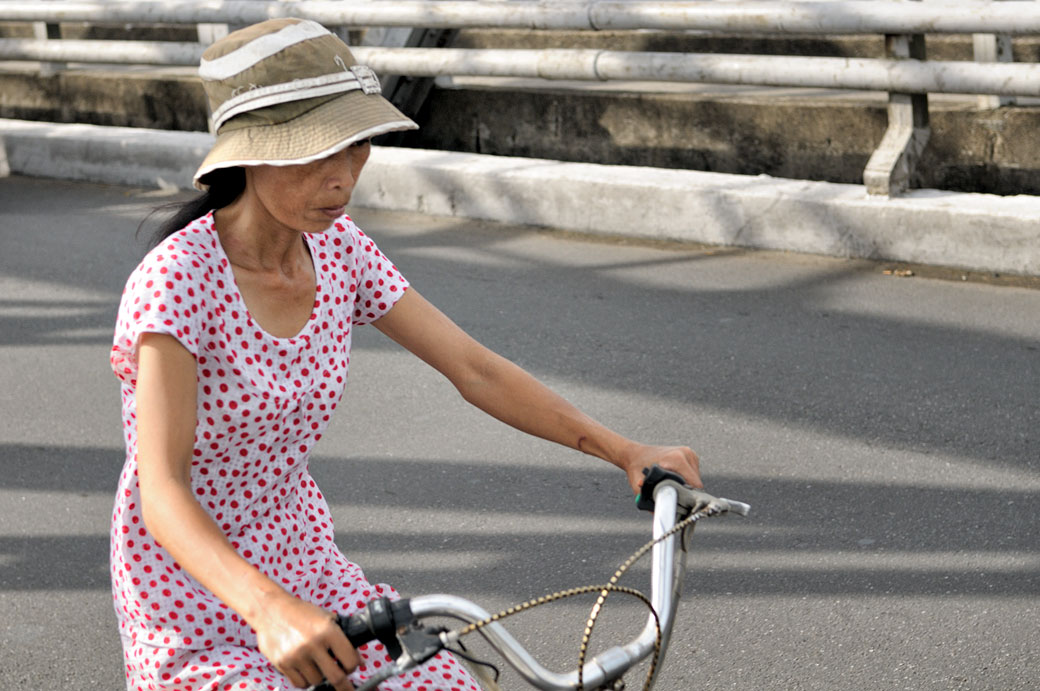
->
<box><xmin>317</xmin><ymin>470</ymin><xmax>749</xmax><ymax>691</ymax></box>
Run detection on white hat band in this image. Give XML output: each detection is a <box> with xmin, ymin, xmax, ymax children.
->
<box><xmin>199</xmin><ymin>20</ymin><xmax>331</xmax><ymax>80</ymax></box>
<box><xmin>210</xmin><ymin>65</ymin><xmax>383</xmax><ymax>131</ymax></box>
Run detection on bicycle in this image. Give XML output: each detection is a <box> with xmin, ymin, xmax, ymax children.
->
<box><xmin>313</xmin><ymin>466</ymin><xmax>750</xmax><ymax>691</ymax></box>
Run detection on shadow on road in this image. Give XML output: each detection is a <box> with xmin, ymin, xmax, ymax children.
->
<box><xmin>0</xmin><ymin>444</ymin><xmax>1034</xmax><ymax>599</ymax></box>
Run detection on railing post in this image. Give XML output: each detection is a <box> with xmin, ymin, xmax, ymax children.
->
<box><xmin>198</xmin><ymin>0</ymin><xmax>270</xmax><ymax>47</ymax></box>
<box><xmin>31</xmin><ymin>20</ymin><xmax>64</xmax><ymax>75</ymax></box>
<box><xmin>362</xmin><ymin>26</ymin><xmax>457</xmax><ymax>142</ymax></box>
<box><xmin>197</xmin><ymin>23</ymin><xmax>230</xmax><ymax>45</ymax></box>
<box><xmin>863</xmin><ymin>30</ymin><xmax>930</xmax><ymax>196</ymax></box>
<box><xmin>973</xmin><ymin>32</ymin><xmax>1015</xmax><ymax>109</ymax></box>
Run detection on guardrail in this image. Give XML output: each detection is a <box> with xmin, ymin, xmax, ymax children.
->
<box><xmin>1</xmin><ymin>0</ymin><xmax>1037</xmax><ymax>196</ymax></box>
<box><xmin>2</xmin><ymin>1</ymin><xmax>1038</xmax><ymax>34</ymax></box>
<box><xmin>1</xmin><ymin>39</ymin><xmax>1035</xmax><ymax>96</ymax></box>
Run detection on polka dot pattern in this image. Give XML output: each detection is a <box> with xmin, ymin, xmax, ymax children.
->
<box><xmin>109</xmin><ymin>214</ymin><xmax>477</xmax><ymax>689</ymax></box>
<box><xmin>120</xmin><ymin>578</ymin><xmax>480</xmax><ymax>691</ymax></box>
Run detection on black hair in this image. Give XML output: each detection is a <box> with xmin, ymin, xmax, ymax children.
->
<box><xmin>140</xmin><ymin>167</ymin><xmax>246</xmax><ymax>248</ymax></box>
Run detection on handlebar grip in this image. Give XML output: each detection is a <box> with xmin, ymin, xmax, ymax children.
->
<box><xmin>310</xmin><ymin>598</ymin><xmax>416</xmax><ymax>691</ymax></box>
<box><xmin>309</xmin><ymin>610</ymin><xmax>386</xmax><ymax>691</ymax></box>
<box><xmin>636</xmin><ymin>465</ymin><xmax>751</xmax><ymax>517</ymax></box>
<box><xmin>338</xmin><ymin>611</ymin><xmax>379</xmax><ymax>649</ymax></box>
<box><xmin>336</xmin><ymin>596</ymin><xmax>414</xmax><ymax>655</ymax></box>
<box><xmin>635</xmin><ymin>465</ymin><xmax>688</xmax><ymax>511</ymax></box>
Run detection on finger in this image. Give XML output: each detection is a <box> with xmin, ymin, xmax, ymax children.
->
<box><xmin>327</xmin><ymin>631</ymin><xmax>361</xmax><ymax>675</ymax></box>
<box><xmin>315</xmin><ymin>612</ymin><xmax>359</xmax><ymax>680</ymax></box>
<box><xmin>296</xmin><ymin>659</ymin><xmax>327</xmax><ymax>688</ymax></box>
<box><xmin>660</xmin><ymin>448</ymin><xmax>702</xmax><ymax>488</ymax></box>
<box><xmin>683</xmin><ymin>452</ymin><xmax>704</xmax><ymax>488</ymax></box>
<box><xmin>279</xmin><ymin>665</ymin><xmax>308</xmax><ymax>690</ymax></box>
<box><xmin>314</xmin><ymin>648</ymin><xmax>356</xmax><ymax>691</ymax></box>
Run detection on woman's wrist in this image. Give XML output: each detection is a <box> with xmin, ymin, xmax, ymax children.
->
<box><xmin>240</xmin><ymin>580</ymin><xmax>299</xmax><ymax>632</ymax></box>
<box><xmin>574</xmin><ymin>425</ymin><xmax>640</xmax><ymax>466</ymax></box>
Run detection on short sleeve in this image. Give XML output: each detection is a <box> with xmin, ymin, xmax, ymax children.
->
<box><xmin>349</xmin><ymin>225</ymin><xmax>410</xmax><ymax>325</ymax></box>
<box><xmin>111</xmin><ymin>236</ymin><xmax>203</xmax><ymax>384</ymax></box>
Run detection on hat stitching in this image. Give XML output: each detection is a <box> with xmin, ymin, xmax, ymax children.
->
<box><xmin>212</xmin><ymin>67</ymin><xmax>382</xmax><ymax>130</ymax></box>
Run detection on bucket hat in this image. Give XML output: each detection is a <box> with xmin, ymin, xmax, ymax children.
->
<box><xmin>193</xmin><ymin>18</ymin><xmax>417</xmax><ymax>190</ymax></box>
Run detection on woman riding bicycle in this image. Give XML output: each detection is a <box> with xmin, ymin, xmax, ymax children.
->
<box><xmin>110</xmin><ymin>18</ymin><xmax>701</xmax><ymax>691</ymax></box>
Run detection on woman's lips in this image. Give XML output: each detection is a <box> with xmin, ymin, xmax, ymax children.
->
<box><xmin>320</xmin><ymin>205</ymin><xmax>346</xmax><ymax>218</ymax></box>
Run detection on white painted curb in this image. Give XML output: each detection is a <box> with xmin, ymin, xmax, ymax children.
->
<box><xmin>2</xmin><ymin>118</ymin><xmax>1038</xmax><ymax>275</ymax></box>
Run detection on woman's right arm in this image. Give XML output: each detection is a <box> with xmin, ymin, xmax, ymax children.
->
<box><xmin>134</xmin><ymin>332</ymin><xmax>358</xmax><ymax>691</ymax></box>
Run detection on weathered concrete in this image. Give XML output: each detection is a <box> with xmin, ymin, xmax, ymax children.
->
<box><xmin>2</xmin><ymin>25</ymin><xmax>1039</xmax><ymax>274</ymax></box>
<box><xmin>0</xmin><ymin>62</ymin><xmax>207</xmax><ymax>130</ymax></box>
<box><xmin>401</xmin><ymin>80</ymin><xmax>1040</xmax><ymax>195</ymax></box>
<box><xmin>0</xmin><ymin>118</ymin><xmax>207</xmax><ymax>190</ymax></box>
<box><xmin>355</xmin><ymin>145</ymin><xmax>1040</xmax><ymax>276</ymax></box>
<box><xmin>3</xmin><ymin>117</ymin><xmax>1038</xmax><ymax>277</ymax></box>
<box><xmin>2</xmin><ymin>58</ymin><xmax>1039</xmax><ymax>194</ymax></box>
<box><xmin>3</xmin><ymin>23</ymin><xmax>1040</xmax><ymax>193</ymax></box>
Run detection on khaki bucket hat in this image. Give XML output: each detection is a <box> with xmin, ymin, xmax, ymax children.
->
<box><xmin>193</xmin><ymin>18</ymin><xmax>417</xmax><ymax>190</ymax></box>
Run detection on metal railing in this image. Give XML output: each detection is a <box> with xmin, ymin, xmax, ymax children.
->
<box><xmin>2</xmin><ymin>1</ymin><xmax>1039</xmax><ymax>34</ymax></box>
<box><xmin>1</xmin><ymin>1</ymin><xmax>1038</xmax><ymax>196</ymax></box>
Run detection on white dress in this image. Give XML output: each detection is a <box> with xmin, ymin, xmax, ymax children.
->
<box><xmin>110</xmin><ymin>212</ymin><xmax>479</xmax><ymax>691</ymax></box>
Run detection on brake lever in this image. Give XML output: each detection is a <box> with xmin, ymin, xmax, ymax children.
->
<box><xmin>353</xmin><ymin>626</ymin><xmax>446</xmax><ymax>691</ymax></box>
<box><xmin>397</xmin><ymin>626</ymin><xmax>447</xmax><ymax>668</ymax></box>
<box><xmin>680</xmin><ymin>485</ymin><xmax>751</xmax><ymax>517</ymax></box>
<box><xmin>636</xmin><ymin>465</ymin><xmax>750</xmax><ymax>517</ymax></box>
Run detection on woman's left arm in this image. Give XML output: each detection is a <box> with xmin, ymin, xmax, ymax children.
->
<box><xmin>373</xmin><ymin>288</ymin><xmax>701</xmax><ymax>493</ymax></box>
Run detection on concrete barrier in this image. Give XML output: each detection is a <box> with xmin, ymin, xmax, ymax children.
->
<box><xmin>0</xmin><ymin>135</ymin><xmax>9</xmax><ymax>177</ymax></box>
<box><xmin>2</xmin><ymin>117</ymin><xmax>1038</xmax><ymax>276</ymax></box>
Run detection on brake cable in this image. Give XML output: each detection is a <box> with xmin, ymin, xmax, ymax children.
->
<box><xmin>450</xmin><ymin>504</ymin><xmax>713</xmax><ymax>691</ymax></box>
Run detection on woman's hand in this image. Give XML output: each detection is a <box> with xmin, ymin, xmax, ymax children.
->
<box><xmin>620</xmin><ymin>443</ymin><xmax>702</xmax><ymax>495</ymax></box>
<box><xmin>253</xmin><ymin>592</ymin><xmax>360</xmax><ymax>691</ymax></box>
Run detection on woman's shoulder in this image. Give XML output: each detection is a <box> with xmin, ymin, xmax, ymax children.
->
<box><xmin>321</xmin><ymin>214</ymin><xmax>362</xmax><ymax>243</ymax></box>
<box><xmin>317</xmin><ymin>214</ymin><xmax>387</xmax><ymax>260</ymax></box>
<box><xmin>113</xmin><ymin>214</ymin><xmax>219</xmax><ymax>375</ymax></box>
<box><xmin>119</xmin><ymin>212</ymin><xmax>224</xmax><ymax>308</ymax></box>
<box><xmin>138</xmin><ymin>213</ymin><xmax>222</xmax><ymax>274</ymax></box>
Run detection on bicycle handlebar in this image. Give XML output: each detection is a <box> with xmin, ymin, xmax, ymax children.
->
<box><xmin>636</xmin><ymin>465</ymin><xmax>750</xmax><ymax>517</ymax></box>
<box><xmin>333</xmin><ymin>597</ymin><xmax>416</xmax><ymax>659</ymax></box>
<box><xmin>314</xmin><ymin>468</ymin><xmax>749</xmax><ymax>691</ymax></box>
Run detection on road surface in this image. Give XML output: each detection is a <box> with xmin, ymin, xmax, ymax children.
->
<box><xmin>1</xmin><ymin>175</ymin><xmax>1037</xmax><ymax>690</ymax></box>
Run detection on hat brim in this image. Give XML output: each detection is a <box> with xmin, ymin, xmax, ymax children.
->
<box><xmin>193</xmin><ymin>89</ymin><xmax>417</xmax><ymax>190</ymax></box>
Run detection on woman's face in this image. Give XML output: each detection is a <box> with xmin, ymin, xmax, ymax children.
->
<box><xmin>245</xmin><ymin>139</ymin><xmax>372</xmax><ymax>233</ymax></box>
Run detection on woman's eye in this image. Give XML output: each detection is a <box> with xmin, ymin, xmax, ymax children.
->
<box><xmin>351</xmin><ymin>138</ymin><xmax>371</xmax><ymax>148</ymax></box>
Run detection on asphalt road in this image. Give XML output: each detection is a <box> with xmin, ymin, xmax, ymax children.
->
<box><xmin>1</xmin><ymin>175</ymin><xmax>1037</xmax><ymax>690</ymax></box>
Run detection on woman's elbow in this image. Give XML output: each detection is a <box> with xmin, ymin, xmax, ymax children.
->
<box><xmin>136</xmin><ymin>467</ymin><xmax>190</xmax><ymax>541</ymax></box>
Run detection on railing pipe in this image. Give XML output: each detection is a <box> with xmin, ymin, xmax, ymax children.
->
<box><xmin>0</xmin><ymin>38</ymin><xmax>204</xmax><ymax>66</ymax></box>
<box><xmin>4</xmin><ymin>1</ymin><xmax>1040</xmax><ymax>36</ymax></box>
<box><xmin>591</xmin><ymin>1</ymin><xmax>1040</xmax><ymax>34</ymax></box>
<box><xmin>6</xmin><ymin>39</ymin><xmax>1040</xmax><ymax>98</ymax></box>
<box><xmin>357</xmin><ymin>48</ymin><xmax>1040</xmax><ymax>97</ymax></box>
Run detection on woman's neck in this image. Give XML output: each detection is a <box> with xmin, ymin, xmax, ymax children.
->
<box><xmin>214</xmin><ymin>194</ymin><xmax>309</xmax><ymax>276</ymax></box>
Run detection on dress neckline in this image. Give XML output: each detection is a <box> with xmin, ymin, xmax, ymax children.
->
<box><xmin>206</xmin><ymin>213</ymin><xmax>321</xmax><ymax>343</ymax></box>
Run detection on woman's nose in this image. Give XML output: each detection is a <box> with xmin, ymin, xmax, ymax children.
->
<box><xmin>327</xmin><ymin>150</ymin><xmax>356</xmax><ymax>188</ymax></box>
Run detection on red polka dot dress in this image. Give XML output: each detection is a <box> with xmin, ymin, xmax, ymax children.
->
<box><xmin>110</xmin><ymin>213</ymin><xmax>480</xmax><ymax>691</ymax></box>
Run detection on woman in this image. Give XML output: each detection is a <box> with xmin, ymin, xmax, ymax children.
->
<box><xmin>110</xmin><ymin>18</ymin><xmax>701</xmax><ymax>691</ymax></box>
